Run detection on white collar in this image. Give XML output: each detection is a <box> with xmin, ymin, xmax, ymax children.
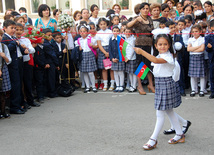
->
<box><xmin>112</xmin><ymin>36</ymin><xmax>117</xmax><ymax>40</ymax></box>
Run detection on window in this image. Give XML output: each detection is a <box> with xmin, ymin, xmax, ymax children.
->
<box><xmin>59</xmin><ymin>0</ymin><xmax>70</xmax><ymax>11</ymax></box>
<box><xmin>0</xmin><ymin>0</ymin><xmax>15</xmax><ymax>13</ymax></box>
<box><xmin>31</xmin><ymin>0</ymin><xmax>43</xmax><ymax>13</ymax></box>
<box><xmin>46</xmin><ymin>0</ymin><xmax>56</xmax><ymax>11</ymax></box>
<box><xmin>86</xmin><ymin>0</ymin><xmax>129</xmax><ymax>11</ymax></box>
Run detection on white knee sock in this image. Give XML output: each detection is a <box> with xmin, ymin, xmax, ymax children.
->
<box><xmin>148</xmin><ymin>110</ymin><xmax>165</xmax><ymax>145</ymax></box>
<box><xmin>80</xmin><ymin>72</ymin><xmax>85</xmax><ymax>87</ymax></box>
<box><xmin>110</xmin><ymin>80</ymin><xmax>115</xmax><ymax>87</ymax></box>
<box><xmin>114</xmin><ymin>71</ymin><xmax>119</xmax><ymax>87</ymax></box>
<box><xmin>190</xmin><ymin>77</ymin><xmax>197</xmax><ymax>91</ymax></box>
<box><xmin>118</xmin><ymin>71</ymin><xmax>124</xmax><ymax>87</ymax></box>
<box><xmin>88</xmin><ymin>72</ymin><xmax>95</xmax><ymax>88</ymax></box>
<box><xmin>168</xmin><ymin>112</ymin><xmax>187</xmax><ymax>130</ymax></box>
<box><xmin>104</xmin><ymin>80</ymin><xmax>108</xmax><ymax>87</ymax></box>
<box><xmin>200</xmin><ymin>77</ymin><xmax>206</xmax><ymax>92</ymax></box>
<box><xmin>166</xmin><ymin>109</ymin><xmax>183</xmax><ymax>140</ymax></box>
<box><xmin>133</xmin><ymin>74</ymin><xmax>137</xmax><ymax>89</ymax></box>
<box><xmin>129</xmin><ymin>74</ymin><xmax>133</xmax><ymax>87</ymax></box>
<box><xmin>126</xmin><ymin>74</ymin><xmax>130</xmax><ymax>87</ymax></box>
<box><xmin>83</xmin><ymin>73</ymin><xmax>90</xmax><ymax>88</ymax></box>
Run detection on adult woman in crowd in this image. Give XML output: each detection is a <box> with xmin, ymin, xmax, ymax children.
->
<box><xmin>81</xmin><ymin>8</ymin><xmax>91</xmax><ymax>24</ymax></box>
<box><xmin>160</xmin><ymin>3</ymin><xmax>170</xmax><ymax>22</ymax></box>
<box><xmin>127</xmin><ymin>2</ymin><xmax>155</xmax><ymax>95</ymax></box>
<box><xmin>112</xmin><ymin>4</ymin><xmax>127</xmax><ymax>22</ymax></box>
<box><xmin>53</xmin><ymin>9</ymin><xmax>61</xmax><ymax>22</ymax></box>
<box><xmin>164</xmin><ymin>0</ymin><xmax>179</xmax><ymax>16</ymax></box>
<box><xmin>150</xmin><ymin>3</ymin><xmax>161</xmax><ymax>29</ymax></box>
<box><xmin>204</xmin><ymin>1</ymin><xmax>214</xmax><ymax>21</ymax></box>
<box><xmin>176</xmin><ymin>2</ymin><xmax>184</xmax><ymax>16</ymax></box>
<box><xmin>180</xmin><ymin>4</ymin><xmax>194</xmax><ymax>20</ymax></box>
<box><xmin>35</xmin><ymin>4</ymin><xmax>57</xmax><ymax>32</ymax></box>
<box><xmin>89</xmin><ymin>4</ymin><xmax>100</xmax><ymax>25</ymax></box>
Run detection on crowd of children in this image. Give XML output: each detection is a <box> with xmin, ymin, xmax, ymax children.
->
<box><xmin>0</xmin><ymin>0</ymin><xmax>214</xmax><ymax>122</ymax></box>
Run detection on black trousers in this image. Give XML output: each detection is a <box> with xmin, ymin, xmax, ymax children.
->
<box><xmin>34</xmin><ymin>68</ymin><xmax>44</xmax><ymax>99</ymax></box>
<box><xmin>45</xmin><ymin>63</ymin><xmax>56</xmax><ymax>97</ymax></box>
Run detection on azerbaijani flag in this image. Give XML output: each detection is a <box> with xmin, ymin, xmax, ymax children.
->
<box><xmin>117</xmin><ymin>35</ymin><xmax>128</xmax><ymax>62</ymax></box>
<box><xmin>134</xmin><ymin>62</ymin><xmax>150</xmax><ymax>80</ymax></box>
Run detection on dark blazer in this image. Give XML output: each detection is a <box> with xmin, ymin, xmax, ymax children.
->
<box><xmin>43</xmin><ymin>39</ymin><xmax>59</xmax><ymax>66</ymax></box>
<box><xmin>34</xmin><ymin>44</ymin><xmax>46</xmax><ymax>69</ymax></box>
<box><xmin>109</xmin><ymin>37</ymin><xmax>119</xmax><ymax>60</ymax></box>
<box><xmin>51</xmin><ymin>41</ymin><xmax>67</xmax><ymax>67</ymax></box>
<box><xmin>205</xmin><ymin>34</ymin><xmax>214</xmax><ymax>63</ymax></box>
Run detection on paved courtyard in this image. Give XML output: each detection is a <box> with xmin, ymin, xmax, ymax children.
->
<box><xmin>0</xmin><ymin>90</ymin><xmax>214</xmax><ymax>155</ymax></box>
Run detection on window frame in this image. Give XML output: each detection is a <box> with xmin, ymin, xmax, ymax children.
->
<box><xmin>0</xmin><ymin>0</ymin><xmax>14</xmax><ymax>14</ymax></box>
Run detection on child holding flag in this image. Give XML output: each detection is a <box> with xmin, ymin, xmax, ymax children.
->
<box><xmin>109</xmin><ymin>26</ymin><xmax>125</xmax><ymax>92</ymax></box>
<box><xmin>134</xmin><ymin>34</ymin><xmax>185</xmax><ymax>150</ymax></box>
<box><xmin>124</xmin><ymin>28</ymin><xmax>137</xmax><ymax>92</ymax></box>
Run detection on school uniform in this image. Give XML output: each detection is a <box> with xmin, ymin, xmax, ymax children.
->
<box><xmin>109</xmin><ymin>36</ymin><xmax>125</xmax><ymax>71</ymax></box>
<box><xmin>205</xmin><ymin>33</ymin><xmax>214</xmax><ymax>94</ymax></box>
<box><xmin>125</xmin><ymin>35</ymin><xmax>137</xmax><ymax>73</ymax></box>
<box><xmin>97</xmin><ymin>29</ymin><xmax>113</xmax><ymax>69</ymax></box>
<box><xmin>188</xmin><ymin>36</ymin><xmax>205</xmax><ymax>78</ymax></box>
<box><xmin>34</xmin><ymin>44</ymin><xmax>46</xmax><ymax>100</ymax></box>
<box><xmin>152</xmin><ymin>51</ymin><xmax>181</xmax><ymax>110</ymax></box>
<box><xmin>43</xmin><ymin>39</ymin><xmax>59</xmax><ymax>97</ymax></box>
<box><xmin>75</xmin><ymin>36</ymin><xmax>97</xmax><ymax>72</ymax></box>
<box><xmin>18</xmin><ymin>37</ymin><xmax>35</xmax><ymax>106</ymax></box>
<box><xmin>2</xmin><ymin>33</ymin><xmax>27</xmax><ymax>113</ymax></box>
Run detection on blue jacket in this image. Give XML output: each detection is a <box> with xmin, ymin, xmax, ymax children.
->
<box><xmin>43</xmin><ymin>39</ymin><xmax>59</xmax><ymax>66</ymax></box>
<box><xmin>34</xmin><ymin>44</ymin><xmax>46</xmax><ymax>69</ymax></box>
<box><xmin>205</xmin><ymin>34</ymin><xmax>214</xmax><ymax>63</ymax></box>
<box><xmin>109</xmin><ymin>37</ymin><xmax>119</xmax><ymax>60</ymax></box>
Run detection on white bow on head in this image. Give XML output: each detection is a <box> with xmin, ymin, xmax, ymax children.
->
<box><xmin>152</xmin><ymin>28</ymin><xmax>170</xmax><ymax>39</ymax></box>
<box><xmin>79</xmin><ymin>24</ymin><xmax>90</xmax><ymax>31</ymax></box>
<box><xmin>110</xmin><ymin>13</ymin><xmax>119</xmax><ymax>18</ymax></box>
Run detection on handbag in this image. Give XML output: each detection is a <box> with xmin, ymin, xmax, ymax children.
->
<box><xmin>103</xmin><ymin>58</ymin><xmax>112</xmax><ymax>70</ymax></box>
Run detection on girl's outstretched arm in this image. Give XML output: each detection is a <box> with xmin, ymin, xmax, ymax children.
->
<box><xmin>134</xmin><ymin>47</ymin><xmax>167</xmax><ymax>64</ymax></box>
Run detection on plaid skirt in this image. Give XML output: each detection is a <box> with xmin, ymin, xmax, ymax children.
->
<box><xmin>188</xmin><ymin>54</ymin><xmax>205</xmax><ymax>77</ymax></box>
<box><xmin>80</xmin><ymin>51</ymin><xmax>97</xmax><ymax>72</ymax></box>
<box><xmin>0</xmin><ymin>64</ymin><xmax>11</xmax><ymax>92</ymax></box>
<box><xmin>126</xmin><ymin>60</ymin><xmax>137</xmax><ymax>73</ymax></box>
<box><xmin>154</xmin><ymin>77</ymin><xmax>181</xmax><ymax>110</ymax></box>
<box><xmin>98</xmin><ymin>46</ymin><xmax>108</xmax><ymax>69</ymax></box>
<box><xmin>111</xmin><ymin>61</ymin><xmax>125</xmax><ymax>71</ymax></box>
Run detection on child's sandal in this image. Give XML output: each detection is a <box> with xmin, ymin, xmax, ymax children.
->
<box><xmin>143</xmin><ymin>138</ymin><xmax>158</xmax><ymax>150</ymax></box>
<box><xmin>168</xmin><ymin>134</ymin><xmax>185</xmax><ymax>144</ymax></box>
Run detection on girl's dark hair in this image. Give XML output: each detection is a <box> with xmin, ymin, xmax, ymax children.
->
<box><xmin>139</xmin><ymin>2</ymin><xmax>150</xmax><ymax>10</ymax></box>
<box><xmin>183</xmin><ymin>4</ymin><xmax>194</xmax><ymax>12</ymax></box>
<box><xmin>88</xmin><ymin>22</ymin><xmax>97</xmax><ymax>30</ymax></box>
<box><xmin>204</xmin><ymin>1</ymin><xmax>212</xmax><ymax>6</ymax></box>
<box><xmin>109</xmin><ymin>15</ymin><xmax>119</xmax><ymax>27</ymax></box>
<box><xmin>195</xmin><ymin>12</ymin><xmax>207</xmax><ymax>21</ymax></box>
<box><xmin>90</xmin><ymin>4</ymin><xmax>99</xmax><ymax>12</ymax></box>
<box><xmin>165</xmin><ymin>20</ymin><xmax>175</xmax><ymax>27</ymax></box>
<box><xmin>98</xmin><ymin>17</ymin><xmax>109</xmax><ymax>26</ymax></box>
<box><xmin>190</xmin><ymin>24</ymin><xmax>202</xmax><ymax>37</ymax></box>
<box><xmin>184</xmin><ymin>15</ymin><xmax>193</xmax><ymax>22</ymax></box>
<box><xmin>161</xmin><ymin>3</ymin><xmax>170</xmax><ymax>11</ymax></box>
<box><xmin>38</xmin><ymin>4</ymin><xmax>51</xmax><ymax>17</ymax></box>
<box><xmin>154</xmin><ymin>34</ymin><xmax>174</xmax><ymax>56</ymax></box>
<box><xmin>78</xmin><ymin>21</ymin><xmax>89</xmax><ymax>31</ymax></box>
<box><xmin>106</xmin><ymin>9</ymin><xmax>115</xmax><ymax>18</ymax></box>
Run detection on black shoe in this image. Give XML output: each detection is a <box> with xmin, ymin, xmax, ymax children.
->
<box><xmin>92</xmin><ymin>87</ymin><xmax>97</xmax><ymax>93</ymax></box>
<box><xmin>24</xmin><ymin>104</ymin><xmax>31</xmax><ymax>110</ymax></box>
<box><xmin>209</xmin><ymin>94</ymin><xmax>214</xmax><ymax>99</ymax></box>
<box><xmin>10</xmin><ymin>109</ymin><xmax>25</xmax><ymax>114</ymax></box>
<box><xmin>37</xmin><ymin>98</ymin><xmax>44</xmax><ymax>103</ymax></box>
<box><xmin>183</xmin><ymin>120</ymin><xmax>191</xmax><ymax>134</ymax></box>
<box><xmin>20</xmin><ymin>108</ymin><xmax>27</xmax><ymax>112</ymax></box>
<box><xmin>2</xmin><ymin>113</ymin><xmax>10</xmax><ymax>118</ymax></box>
<box><xmin>84</xmin><ymin>88</ymin><xmax>90</xmax><ymax>93</ymax></box>
<box><xmin>190</xmin><ymin>91</ymin><xmax>196</xmax><ymax>97</ymax></box>
<box><xmin>30</xmin><ymin>102</ymin><xmax>40</xmax><ymax>107</ymax></box>
<box><xmin>163</xmin><ymin>129</ymin><xmax>176</xmax><ymax>135</ymax></box>
<box><xmin>199</xmin><ymin>91</ymin><xmax>204</xmax><ymax>97</ymax></box>
<box><xmin>181</xmin><ymin>93</ymin><xmax>186</xmax><ymax>97</ymax></box>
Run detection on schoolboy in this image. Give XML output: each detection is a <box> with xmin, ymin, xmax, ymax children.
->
<box><xmin>205</xmin><ymin>20</ymin><xmax>214</xmax><ymax>99</ymax></box>
<box><xmin>43</xmin><ymin>28</ymin><xmax>59</xmax><ymax>98</ymax></box>
<box><xmin>1</xmin><ymin>20</ymin><xmax>28</xmax><ymax>114</ymax></box>
<box><xmin>15</xmin><ymin>23</ymin><xmax>40</xmax><ymax>108</ymax></box>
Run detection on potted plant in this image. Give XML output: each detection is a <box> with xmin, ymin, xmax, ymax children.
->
<box><xmin>51</xmin><ymin>5</ymin><xmax>56</xmax><ymax>11</ymax></box>
<box><xmin>65</xmin><ymin>1</ymin><xmax>70</xmax><ymax>8</ymax></box>
<box><xmin>32</xmin><ymin>0</ymin><xmax>40</xmax><ymax>13</ymax></box>
<box><xmin>119</xmin><ymin>0</ymin><xmax>129</xmax><ymax>10</ymax></box>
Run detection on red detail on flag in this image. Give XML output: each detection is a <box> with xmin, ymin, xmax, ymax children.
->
<box><xmin>137</xmin><ymin>65</ymin><xmax>147</xmax><ymax>78</ymax></box>
<box><xmin>119</xmin><ymin>39</ymin><xmax>126</xmax><ymax>61</ymax></box>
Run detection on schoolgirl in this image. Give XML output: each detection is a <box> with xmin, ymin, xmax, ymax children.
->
<box><xmin>187</xmin><ymin>24</ymin><xmax>206</xmax><ymax>97</ymax></box>
<box><xmin>97</xmin><ymin>18</ymin><xmax>114</xmax><ymax>91</ymax></box>
<box><xmin>75</xmin><ymin>24</ymin><xmax>97</xmax><ymax>93</ymax></box>
<box><xmin>109</xmin><ymin>14</ymin><xmax>121</xmax><ymax>30</ymax></box>
<box><xmin>134</xmin><ymin>34</ymin><xmax>184</xmax><ymax>150</ymax></box>
<box><xmin>0</xmin><ymin>29</ymin><xmax>12</xmax><ymax>118</ymax></box>
<box><xmin>109</xmin><ymin>26</ymin><xmax>125</xmax><ymax>92</ymax></box>
<box><xmin>124</xmin><ymin>28</ymin><xmax>137</xmax><ymax>92</ymax></box>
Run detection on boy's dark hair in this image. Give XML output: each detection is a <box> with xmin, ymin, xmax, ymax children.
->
<box><xmin>43</xmin><ymin>28</ymin><xmax>52</xmax><ymax>34</ymax></box>
<box><xmin>38</xmin><ymin>4</ymin><xmax>51</xmax><ymax>17</ymax></box>
<box><xmin>112</xmin><ymin>25</ymin><xmax>120</xmax><ymax>31</ymax></box>
<box><xmin>3</xmin><ymin>20</ymin><xmax>16</xmax><ymax>28</ymax></box>
<box><xmin>184</xmin><ymin>15</ymin><xmax>193</xmax><ymax>22</ymax></box>
<box><xmin>19</xmin><ymin>7</ymin><xmax>27</xmax><ymax>13</ymax></box>
<box><xmin>178</xmin><ymin>19</ymin><xmax>186</xmax><ymax>25</ymax></box>
<box><xmin>16</xmin><ymin>23</ymin><xmax>24</xmax><ymax>30</ymax></box>
<box><xmin>166</xmin><ymin>20</ymin><xmax>175</xmax><ymax>27</ymax></box>
<box><xmin>52</xmin><ymin>31</ymin><xmax>61</xmax><ymax>38</ymax></box>
<box><xmin>160</xmin><ymin>17</ymin><xmax>167</xmax><ymax>24</ymax></box>
<box><xmin>210</xmin><ymin>20</ymin><xmax>214</xmax><ymax>28</ymax></box>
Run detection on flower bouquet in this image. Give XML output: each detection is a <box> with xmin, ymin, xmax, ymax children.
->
<box><xmin>57</xmin><ymin>14</ymin><xmax>75</xmax><ymax>31</ymax></box>
<box><xmin>25</xmin><ymin>27</ymin><xmax>44</xmax><ymax>43</ymax></box>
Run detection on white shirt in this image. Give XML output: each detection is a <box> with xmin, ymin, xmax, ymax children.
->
<box><xmin>188</xmin><ymin>36</ymin><xmax>205</xmax><ymax>55</ymax></box>
<box><xmin>125</xmin><ymin>35</ymin><xmax>136</xmax><ymax>60</ymax></box>
<box><xmin>0</xmin><ymin>43</ymin><xmax>12</xmax><ymax>67</ymax></box>
<box><xmin>89</xmin><ymin>17</ymin><xmax>99</xmax><ymax>25</ymax></box>
<box><xmin>63</xmin><ymin>32</ymin><xmax>74</xmax><ymax>50</ymax></box>
<box><xmin>75</xmin><ymin>36</ymin><xmax>91</xmax><ymax>52</ymax></box>
<box><xmin>152</xmin><ymin>51</ymin><xmax>175</xmax><ymax>77</ymax></box>
<box><xmin>97</xmin><ymin>29</ymin><xmax>113</xmax><ymax>46</ymax></box>
<box><xmin>56</xmin><ymin>42</ymin><xmax>62</xmax><ymax>52</ymax></box>
<box><xmin>90</xmin><ymin>34</ymin><xmax>98</xmax><ymax>46</ymax></box>
<box><xmin>5</xmin><ymin>33</ymin><xmax>23</xmax><ymax>58</ymax></box>
<box><xmin>18</xmin><ymin>37</ymin><xmax>35</xmax><ymax>62</ymax></box>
